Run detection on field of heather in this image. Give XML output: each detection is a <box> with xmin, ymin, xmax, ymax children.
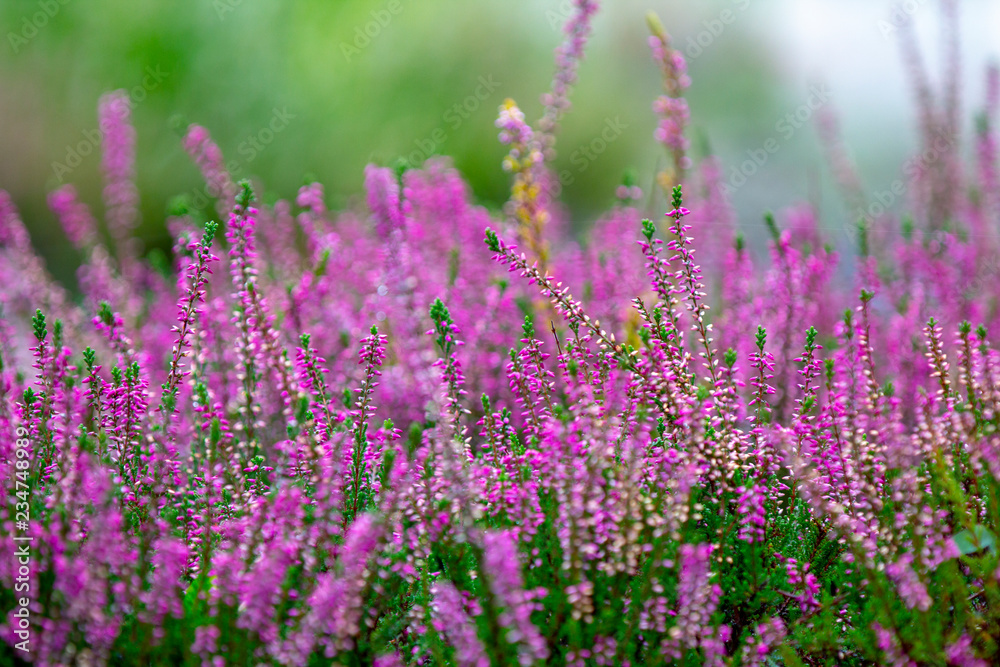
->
<box><xmin>3</xmin><ymin>1</ymin><xmax>1000</xmax><ymax>665</ymax></box>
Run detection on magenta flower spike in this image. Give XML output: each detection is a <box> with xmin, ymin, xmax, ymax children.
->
<box><xmin>98</xmin><ymin>91</ymin><xmax>140</xmax><ymax>263</ymax></box>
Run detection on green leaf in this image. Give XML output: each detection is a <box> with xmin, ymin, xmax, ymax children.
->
<box><xmin>953</xmin><ymin>524</ymin><xmax>997</xmax><ymax>555</ymax></box>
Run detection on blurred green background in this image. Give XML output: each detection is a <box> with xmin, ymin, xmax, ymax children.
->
<box><xmin>2</xmin><ymin>0</ymin><xmax>999</xmax><ymax>286</ymax></box>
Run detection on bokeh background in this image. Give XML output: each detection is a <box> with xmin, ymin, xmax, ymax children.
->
<box><xmin>1</xmin><ymin>0</ymin><xmax>999</xmax><ymax>286</ymax></box>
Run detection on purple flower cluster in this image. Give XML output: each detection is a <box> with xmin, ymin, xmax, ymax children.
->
<box><xmin>98</xmin><ymin>91</ymin><xmax>140</xmax><ymax>263</ymax></box>
<box><xmin>2</xmin><ymin>5</ymin><xmax>1000</xmax><ymax>667</ymax></box>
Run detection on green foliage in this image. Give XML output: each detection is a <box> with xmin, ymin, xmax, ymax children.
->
<box><xmin>31</xmin><ymin>308</ymin><xmax>47</xmax><ymax>341</ymax></box>
<box><xmin>642</xmin><ymin>218</ymin><xmax>656</xmax><ymax>240</ymax></box>
<box><xmin>484</xmin><ymin>227</ymin><xmax>501</xmax><ymax>253</ymax></box>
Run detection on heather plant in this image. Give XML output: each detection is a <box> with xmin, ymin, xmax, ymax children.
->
<box><xmin>3</xmin><ymin>2</ymin><xmax>1000</xmax><ymax>666</ymax></box>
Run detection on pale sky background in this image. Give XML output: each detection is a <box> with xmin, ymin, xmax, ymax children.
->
<box><xmin>637</xmin><ymin>0</ymin><xmax>1000</xmax><ymax>242</ymax></box>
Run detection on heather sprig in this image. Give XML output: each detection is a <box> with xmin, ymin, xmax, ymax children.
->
<box><xmin>647</xmin><ymin>12</ymin><xmax>692</xmax><ymax>190</ymax></box>
<box><xmin>347</xmin><ymin>325</ymin><xmax>388</xmax><ymax>520</ymax></box>
<box><xmin>99</xmin><ymin>90</ymin><xmax>140</xmax><ymax>263</ymax></box>
<box><xmin>226</xmin><ymin>181</ymin><xmax>300</xmax><ymax>446</ymax></box>
<box><xmin>429</xmin><ymin>298</ymin><xmax>471</xmax><ymax>457</ymax></box>
<box><xmin>496</xmin><ymin>99</ymin><xmax>551</xmax><ymax>270</ymax></box>
<box><xmin>666</xmin><ymin>185</ymin><xmax>719</xmax><ymax>389</ymax></box>
<box><xmin>183</xmin><ymin>124</ymin><xmax>237</xmax><ymax>216</ymax></box>
<box><xmin>161</xmin><ymin>220</ymin><xmax>219</xmax><ymax>417</ymax></box>
<box><xmin>537</xmin><ymin>0</ymin><xmax>600</xmax><ymax>160</ymax></box>
<box><xmin>48</xmin><ymin>184</ymin><xmax>99</xmax><ymax>250</ymax></box>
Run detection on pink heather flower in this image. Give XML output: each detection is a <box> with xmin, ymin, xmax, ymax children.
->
<box><xmin>191</xmin><ymin>624</ymin><xmax>220</xmax><ymax>657</ymax></box>
<box><xmin>102</xmin><ymin>360</ymin><xmax>150</xmax><ymax>488</ymax></box>
<box><xmin>429</xmin><ymin>299</ymin><xmax>468</xmax><ymax>446</ymax></box>
<box><xmin>373</xmin><ymin>654</ymin><xmax>405</xmax><ymax>667</ymax></box>
<box><xmin>647</xmin><ymin>21</ymin><xmax>692</xmax><ymax>181</ymax></box>
<box><xmin>98</xmin><ymin>91</ymin><xmax>139</xmax><ymax>247</ymax></box>
<box><xmin>0</xmin><ymin>189</ymin><xmax>31</xmax><ymax>251</ymax></box>
<box><xmin>297</xmin><ymin>514</ymin><xmax>384</xmax><ymax>657</ymax></box>
<box><xmin>48</xmin><ymin>185</ymin><xmax>98</xmax><ymax>250</ymax></box>
<box><xmin>885</xmin><ymin>552</ymin><xmax>932</xmax><ymax>611</ymax></box>
<box><xmin>346</xmin><ymin>325</ymin><xmax>387</xmax><ymax>513</ymax></box>
<box><xmin>163</xmin><ymin>222</ymin><xmax>218</xmax><ymax>407</ymax></box>
<box><xmin>615</xmin><ymin>184</ymin><xmax>643</xmax><ymax>202</ymax></box>
<box><xmin>364</xmin><ymin>164</ymin><xmax>406</xmax><ymax>241</ymax></box>
<box><xmin>778</xmin><ymin>555</ymin><xmax>820</xmax><ymax>613</ymax></box>
<box><xmin>873</xmin><ymin>622</ymin><xmax>918</xmax><ymax>667</ymax></box>
<box><xmin>496</xmin><ymin>100</ymin><xmax>543</xmax><ymax>173</ymax></box>
<box><xmin>506</xmin><ymin>324</ymin><xmax>555</xmax><ymax>439</ymax></box>
<box><xmin>183</xmin><ymin>124</ymin><xmax>236</xmax><ymax>214</ymax></box>
<box><xmin>431</xmin><ymin>582</ymin><xmax>490</xmax><ymax>667</ymax></box>
<box><xmin>741</xmin><ymin>617</ymin><xmax>787</xmax><ymax>667</ymax></box>
<box><xmin>945</xmin><ymin>634</ymin><xmax>988</xmax><ymax>667</ymax></box>
<box><xmin>139</xmin><ymin>537</ymin><xmax>190</xmax><ymax>627</ymax></box>
<box><xmin>537</xmin><ymin>0</ymin><xmax>600</xmax><ymax>158</ymax></box>
<box><xmin>225</xmin><ymin>182</ymin><xmax>300</xmax><ymax>434</ymax></box>
<box><xmin>482</xmin><ymin>531</ymin><xmax>549</xmax><ymax>665</ymax></box>
<box><xmin>653</xmin><ymin>96</ymin><xmax>691</xmax><ymax>151</ymax></box>
<box><xmin>663</xmin><ymin>543</ymin><xmax>722</xmax><ymax>658</ymax></box>
<box><xmin>647</xmin><ymin>34</ymin><xmax>691</xmax><ymax>92</ymax></box>
<box><xmin>736</xmin><ymin>484</ymin><xmax>766</xmax><ymax>543</ymax></box>
<box><xmin>748</xmin><ymin>332</ymin><xmax>777</xmax><ymax>424</ymax></box>
<box><xmin>295</xmin><ymin>334</ymin><xmax>335</xmax><ymax>432</ymax></box>
<box><xmin>296</xmin><ymin>181</ymin><xmax>327</xmax><ymax>217</ymax></box>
